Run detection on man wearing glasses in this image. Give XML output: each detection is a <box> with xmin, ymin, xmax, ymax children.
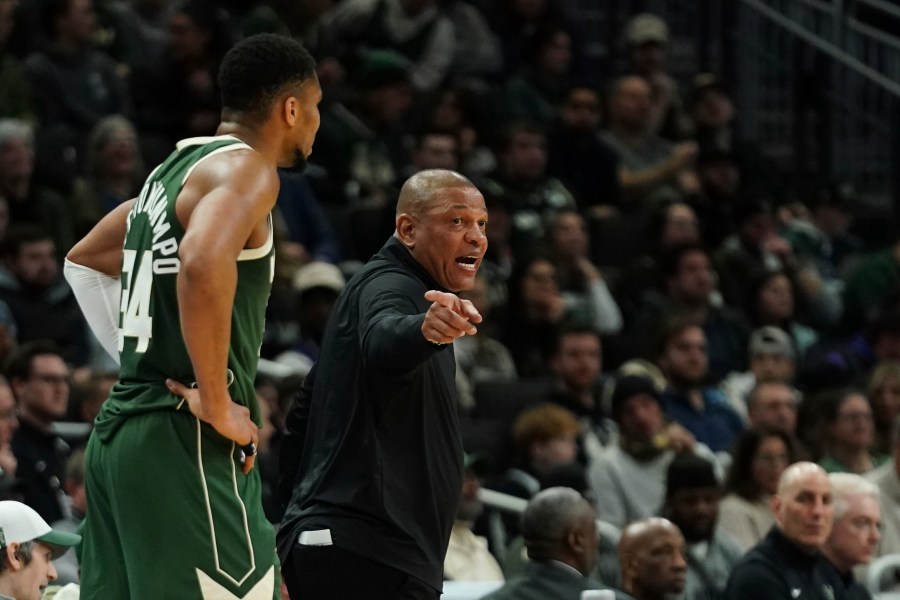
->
<box><xmin>7</xmin><ymin>342</ymin><xmax>70</xmax><ymax>523</ymax></box>
<box><xmin>819</xmin><ymin>473</ymin><xmax>880</xmax><ymax>599</ymax></box>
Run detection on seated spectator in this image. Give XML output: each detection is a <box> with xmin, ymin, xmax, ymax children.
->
<box><xmin>422</xmin><ymin>86</ymin><xmax>496</xmax><ymax>178</ymax></box>
<box><xmin>444</xmin><ymin>453</ymin><xmax>504</xmax><ymax>582</ymax></box>
<box><xmin>720</xmin><ymin>326</ymin><xmax>797</xmax><ymax>421</ymax></box>
<box><xmin>819</xmin><ymin>473</ymin><xmax>880</xmax><ymax>597</ymax></box>
<box><xmin>481</xmin><ymin>121</ymin><xmax>576</xmax><ymax>261</ymax></box>
<box><xmin>0</xmin><ymin>0</ymin><xmax>34</xmax><ymax>122</ymax></box>
<box><xmin>546</xmin><ymin>84</ymin><xmax>620</xmax><ymax>215</ymax></box>
<box><xmin>8</xmin><ymin>341</ymin><xmax>72</xmax><ymax>523</ymax></box>
<box><xmin>130</xmin><ymin>0</ymin><xmax>230</xmax><ymax>165</ymax></box>
<box><xmin>320</xmin><ymin>0</ymin><xmax>454</xmax><ymax>94</ymax></box>
<box><xmin>70</xmin><ymin>115</ymin><xmax>144</xmax><ymax>239</ymax></box>
<box><xmin>547</xmin><ymin>209</ymin><xmax>623</xmax><ymax>335</ymax></box>
<box><xmin>0</xmin><ymin>119</ymin><xmax>73</xmax><ymax>259</ymax></box>
<box><xmin>663</xmin><ymin>452</ymin><xmax>743</xmax><ymax>600</ymax></box>
<box><xmin>400</xmin><ymin>129</ymin><xmax>460</xmax><ymax>181</ymax></box>
<box><xmin>688</xmin><ymin>74</ymin><xmax>773</xmax><ymax>193</ymax></box>
<box><xmin>618</xmin><ymin>517</ymin><xmax>688</xmax><ymax>600</ymax></box>
<box><xmin>817</xmin><ymin>389</ymin><xmax>886</xmax><ymax>475</ymax></box>
<box><xmin>0</xmin><ymin>226</ymin><xmax>89</xmax><ymax>365</ymax></box>
<box><xmin>614</xmin><ymin>200</ymin><xmax>701</xmax><ymax>323</ymax></box>
<box><xmin>482</xmin><ymin>0</ymin><xmax>587</xmax><ymax>81</ymax></box>
<box><xmin>723</xmin><ymin>462</ymin><xmax>834</xmax><ymax>599</ymax></box>
<box><xmin>502</xmin><ymin>25</ymin><xmax>574</xmax><ymax>127</ymax></box>
<box><xmin>589</xmin><ymin>373</ymin><xmax>718</xmax><ymax>529</ymax></box>
<box><xmin>628</xmin><ymin>243</ymin><xmax>751</xmax><ymax>381</ymax></box>
<box><xmin>867</xmin><ymin>360</ymin><xmax>900</xmax><ymax>455</ymax></box>
<box><xmin>500</xmin><ymin>256</ymin><xmax>566</xmax><ymax>378</ymax></box>
<box><xmin>24</xmin><ymin>0</ymin><xmax>129</xmax><ymax>189</ymax></box>
<box><xmin>745</xmin><ymin>381</ymin><xmax>802</xmax><ymax>441</ymax></box>
<box><xmin>688</xmin><ymin>144</ymin><xmax>740</xmax><ymax>250</ymax></box>
<box><xmin>443</xmin><ymin>0</ymin><xmax>502</xmax><ymax>87</ymax></box>
<box><xmin>0</xmin><ymin>500</ymin><xmax>81</xmax><ymax>600</ymax></box>
<box><xmin>742</xmin><ymin>270</ymin><xmax>819</xmax><ymax>358</ymax></box>
<box><xmin>270</xmin><ymin>261</ymin><xmax>345</xmax><ymax>377</ymax></box>
<box><xmin>311</xmin><ymin>49</ymin><xmax>413</xmax><ymax>258</ymax></box>
<box><xmin>482</xmin><ymin>487</ymin><xmax>628</xmax><ymax>600</ymax></box>
<box><xmin>623</xmin><ymin>13</ymin><xmax>691</xmax><ymax>141</ymax></box>
<box><xmin>841</xmin><ymin>236</ymin><xmax>900</xmax><ymax>332</ymax></box>
<box><xmin>50</xmin><ymin>448</ymin><xmax>85</xmax><ymax>584</ymax></box>
<box><xmin>866</xmin><ymin>416</ymin><xmax>900</xmax><ymax>570</ymax></box>
<box><xmin>782</xmin><ymin>183</ymin><xmax>863</xmax><ymax>283</ymax></box>
<box><xmin>544</xmin><ymin>325</ymin><xmax>609</xmax><ymax>450</ymax></box>
<box><xmin>273</xmin><ymin>170</ymin><xmax>342</xmax><ymax>267</ymax></box>
<box><xmin>718</xmin><ymin>428</ymin><xmax>796</xmax><ymax>551</ymax></box>
<box><xmin>601</xmin><ymin>75</ymin><xmax>697</xmax><ymax>207</ymax></box>
<box><xmin>455</xmin><ymin>271</ymin><xmax>517</xmax><ymax>411</ymax></box>
<box><xmin>655</xmin><ymin>319</ymin><xmax>745</xmax><ymax>454</ymax></box>
<box><xmin>0</xmin><ymin>375</ymin><xmax>16</xmax><ymax>478</ymax></box>
<box><xmin>496</xmin><ymin>403</ymin><xmax>582</xmax><ymax>507</ymax></box>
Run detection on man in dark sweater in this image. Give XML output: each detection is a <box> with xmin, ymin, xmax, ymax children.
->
<box><xmin>819</xmin><ymin>473</ymin><xmax>880</xmax><ymax>600</ymax></box>
<box><xmin>724</xmin><ymin>461</ymin><xmax>836</xmax><ymax>599</ymax></box>
<box><xmin>278</xmin><ymin>169</ymin><xmax>488</xmax><ymax>599</ymax></box>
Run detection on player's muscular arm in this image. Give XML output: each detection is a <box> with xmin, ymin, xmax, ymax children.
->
<box><xmin>66</xmin><ymin>199</ymin><xmax>135</xmax><ymax>275</ymax></box>
<box><xmin>172</xmin><ymin>151</ymin><xmax>278</xmax><ymax>463</ymax></box>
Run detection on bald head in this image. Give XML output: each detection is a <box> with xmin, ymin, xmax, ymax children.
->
<box><xmin>619</xmin><ymin>517</ymin><xmax>681</xmax><ymax>557</ymax></box>
<box><xmin>395</xmin><ymin>169</ymin><xmax>476</xmax><ymax>218</ymax></box>
<box><xmin>619</xmin><ymin>518</ymin><xmax>687</xmax><ymax>599</ymax></box>
<box><xmin>522</xmin><ymin>487</ymin><xmax>598</xmax><ymax>574</ymax></box>
<box><xmin>772</xmin><ymin>461</ymin><xmax>834</xmax><ymax>551</ymax></box>
<box><xmin>777</xmin><ymin>461</ymin><xmax>827</xmax><ymax>496</ymax></box>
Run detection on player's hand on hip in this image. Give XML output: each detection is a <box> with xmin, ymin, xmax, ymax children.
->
<box><xmin>422</xmin><ymin>290</ymin><xmax>482</xmax><ymax>345</ymax></box>
<box><xmin>166</xmin><ymin>378</ymin><xmax>259</xmax><ymax>474</ymax></box>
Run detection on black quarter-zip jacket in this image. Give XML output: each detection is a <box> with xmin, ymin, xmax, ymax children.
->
<box><xmin>277</xmin><ymin>236</ymin><xmax>464</xmax><ymax>592</ymax></box>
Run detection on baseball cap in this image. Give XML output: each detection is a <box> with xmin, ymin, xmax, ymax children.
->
<box><xmin>666</xmin><ymin>452</ymin><xmax>719</xmax><ymax>496</ymax></box>
<box><xmin>292</xmin><ymin>261</ymin><xmax>346</xmax><ymax>295</ymax></box>
<box><xmin>690</xmin><ymin>73</ymin><xmax>730</xmax><ymax>106</ymax></box>
<box><xmin>748</xmin><ymin>326</ymin><xmax>795</xmax><ymax>360</ymax></box>
<box><xmin>625</xmin><ymin>13</ymin><xmax>669</xmax><ymax>45</ymax></box>
<box><xmin>0</xmin><ymin>501</ymin><xmax>81</xmax><ymax>559</ymax></box>
<box><xmin>610</xmin><ymin>374</ymin><xmax>662</xmax><ymax>422</ymax></box>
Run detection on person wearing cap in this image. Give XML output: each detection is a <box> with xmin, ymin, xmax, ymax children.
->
<box><xmin>623</xmin><ymin>13</ymin><xmax>691</xmax><ymax>141</ymax></box>
<box><xmin>0</xmin><ymin>500</ymin><xmax>80</xmax><ymax>600</ymax></box>
<box><xmin>724</xmin><ymin>462</ymin><xmax>835</xmax><ymax>600</ymax></box>
<box><xmin>619</xmin><ymin>517</ymin><xmax>688</xmax><ymax>600</ymax></box>
<box><xmin>662</xmin><ymin>453</ymin><xmax>743</xmax><ymax>600</ymax></box>
<box><xmin>270</xmin><ymin>261</ymin><xmax>347</xmax><ymax>378</ymax></box>
<box><xmin>588</xmin><ymin>373</ymin><xmax>719</xmax><ymax>529</ymax></box>
<box><xmin>443</xmin><ymin>453</ymin><xmax>504</xmax><ymax>583</ymax></box>
<box><xmin>720</xmin><ymin>325</ymin><xmax>798</xmax><ymax>421</ymax></box>
<box><xmin>482</xmin><ymin>487</ymin><xmax>630</xmax><ymax>600</ymax></box>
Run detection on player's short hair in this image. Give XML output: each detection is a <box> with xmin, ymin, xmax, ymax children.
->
<box><xmin>218</xmin><ymin>34</ymin><xmax>317</xmax><ymax>123</ymax></box>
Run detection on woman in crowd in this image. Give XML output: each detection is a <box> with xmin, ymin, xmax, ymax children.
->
<box><xmin>718</xmin><ymin>428</ymin><xmax>795</xmax><ymax>551</ymax></box>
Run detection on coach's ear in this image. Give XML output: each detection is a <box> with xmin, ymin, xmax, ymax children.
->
<box><xmin>395</xmin><ymin>213</ymin><xmax>417</xmax><ymax>250</ymax></box>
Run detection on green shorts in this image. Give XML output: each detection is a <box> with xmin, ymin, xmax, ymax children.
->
<box><xmin>79</xmin><ymin>407</ymin><xmax>281</xmax><ymax>599</ymax></box>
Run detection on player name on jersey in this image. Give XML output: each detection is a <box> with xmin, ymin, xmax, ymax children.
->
<box><xmin>128</xmin><ymin>180</ymin><xmax>180</xmax><ymax>275</ymax></box>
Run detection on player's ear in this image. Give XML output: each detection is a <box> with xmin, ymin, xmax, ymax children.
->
<box><xmin>282</xmin><ymin>96</ymin><xmax>298</xmax><ymax>126</ymax></box>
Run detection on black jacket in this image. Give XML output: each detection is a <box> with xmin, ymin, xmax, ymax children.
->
<box><xmin>724</xmin><ymin>527</ymin><xmax>837</xmax><ymax>600</ymax></box>
<box><xmin>277</xmin><ymin>236</ymin><xmax>463</xmax><ymax>592</ymax></box>
<box><xmin>818</xmin><ymin>559</ymin><xmax>873</xmax><ymax>600</ymax></box>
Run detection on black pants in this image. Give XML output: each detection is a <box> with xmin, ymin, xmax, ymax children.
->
<box><xmin>283</xmin><ymin>543</ymin><xmax>440</xmax><ymax>600</ymax></box>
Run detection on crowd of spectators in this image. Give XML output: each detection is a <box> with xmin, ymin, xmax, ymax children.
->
<box><xmin>1</xmin><ymin>0</ymin><xmax>899</xmax><ymax>597</ymax></box>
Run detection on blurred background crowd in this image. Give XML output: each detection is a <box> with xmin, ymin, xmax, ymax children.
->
<box><xmin>0</xmin><ymin>0</ymin><xmax>899</xmax><ymax>597</ymax></box>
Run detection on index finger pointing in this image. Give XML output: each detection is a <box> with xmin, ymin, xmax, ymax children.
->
<box><xmin>424</xmin><ymin>290</ymin><xmax>460</xmax><ymax>310</ymax></box>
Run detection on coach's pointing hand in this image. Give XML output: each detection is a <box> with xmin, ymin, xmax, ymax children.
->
<box><xmin>422</xmin><ymin>290</ymin><xmax>482</xmax><ymax>345</ymax></box>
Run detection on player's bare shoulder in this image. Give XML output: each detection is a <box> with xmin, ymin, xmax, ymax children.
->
<box><xmin>176</xmin><ymin>144</ymin><xmax>279</xmax><ymax>225</ymax></box>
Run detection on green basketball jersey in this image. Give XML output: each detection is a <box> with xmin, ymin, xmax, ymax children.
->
<box><xmin>98</xmin><ymin>136</ymin><xmax>274</xmax><ymax>436</ymax></box>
